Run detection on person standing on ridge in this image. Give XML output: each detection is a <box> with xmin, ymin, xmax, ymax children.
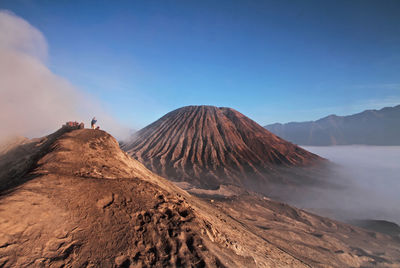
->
<box><xmin>91</xmin><ymin>117</ymin><xmax>97</xmax><ymax>129</ymax></box>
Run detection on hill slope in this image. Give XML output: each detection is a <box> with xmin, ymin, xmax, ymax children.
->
<box><xmin>1</xmin><ymin>128</ymin><xmax>400</xmax><ymax>267</ymax></box>
<box><xmin>122</xmin><ymin>105</ymin><xmax>322</xmax><ymax>190</ymax></box>
<box><xmin>265</xmin><ymin>105</ymin><xmax>400</xmax><ymax>145</ymax></box>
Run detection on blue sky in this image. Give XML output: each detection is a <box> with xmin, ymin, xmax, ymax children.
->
<box><xmin>1</xmin><ymin>0</ymin><xmax>400</xmax><ymax>128</ymax></box>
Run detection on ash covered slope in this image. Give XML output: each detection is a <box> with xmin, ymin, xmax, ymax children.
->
<box><xmin>0</xmin><ymin>128</ymin><xmax>308</xmax><ymax>267</ymax></box>
<box><xmin>265</xmin><ymin>104</ymin><xmax>400</xmax><ymax>145</ymax></box>
<box><xmin>1</xmin><ymin>129</ymin><xmax>399</xmax><ymax>267</ymax></box>
<box><xmin>122</xmin><ymin>105</ymin><xmax>322</xmax><ymax>189</ymax></box>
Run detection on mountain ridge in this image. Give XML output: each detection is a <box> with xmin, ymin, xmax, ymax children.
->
<box><xmin>1</xmin><ymin>128</ymin><xmax>399</xmax><ymax>267</ymax></box>
<box><xmin>265</xmin><ymin>104</ymin><xmax>400</xmax><ymax>145</ymax></box>
<box><xmin>0</xmin><ymin>128</ymin><xmax>276</xmax><ymax>267</ymax></box>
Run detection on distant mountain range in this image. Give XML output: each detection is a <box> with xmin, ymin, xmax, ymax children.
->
<box><xmin>265</xmin><ymin>105</ymin><xmax>400</xmax><ymax>146</ymax></box>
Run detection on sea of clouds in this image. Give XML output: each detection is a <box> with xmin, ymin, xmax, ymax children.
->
<box><xmin>302</xmin><ymin>145</ymin><xmax>400</xmax><ymax>224</ymax></box>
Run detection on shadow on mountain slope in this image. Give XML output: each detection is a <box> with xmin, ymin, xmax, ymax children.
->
<box><xmin>0</xmin><ymin>127</ymin><xmax>75</xmax><ymax>195</ymax></box>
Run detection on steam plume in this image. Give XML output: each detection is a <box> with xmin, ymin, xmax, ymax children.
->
<box><xmin>0</xmin><ymin>10</ymin><xmax>127</xmax><ymax>141</ymax></box>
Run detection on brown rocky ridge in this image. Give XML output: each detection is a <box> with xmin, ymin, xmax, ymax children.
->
<box><xmin>122</xmin><ymin>105</ymin><xmax>326</xmax><ymax>192</ymax></box>
<box><xmin>1</xmin><ymin>128</ymin><xmax>400</xmax><ymax>267</ymax></box>
<box><xmin>1</xmin><ymin>127</ymin><xmax>400</xmax><ymax>267</ymax></box>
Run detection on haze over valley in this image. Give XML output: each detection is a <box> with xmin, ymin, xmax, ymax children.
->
<box><xmin>301</xmin><ymin>146</ymin><xmax>400</xmax><ymax>224</ymax></box>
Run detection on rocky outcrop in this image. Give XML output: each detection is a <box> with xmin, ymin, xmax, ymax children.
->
<box><xmin>0</xmin><ymin>129</ymin><xmax>235</xmax><ymax>267</ymax></box>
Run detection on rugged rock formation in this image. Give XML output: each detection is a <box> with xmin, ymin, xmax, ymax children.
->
<box><xmin>122</xmin><ymin>105</ymin><xmax>323</xmax><ymax>190</ymax></box>
<box><xmin>265</xmin><ymin>104</ymin><xmax>400</xmax><ymax>146</ymax></box>
<box><xmin>1</xmin><ymin>128</ymin><xmax>399</xmax><ymax>267</ymax></box>
<box><xmin>0</xmin><ymin>129</ymin><xmax>244</xmax><ymax>267</ymax></box>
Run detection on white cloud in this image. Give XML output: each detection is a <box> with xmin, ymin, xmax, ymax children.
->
<box><xmin>0</xmin><ymin>10</ymin><xmax>47</xmax><ymax>61</ymax></box>
<box><xmin>302</xmin><ymin>146</ymin><xmax>400</xmax><ymax>224</ymax></box>
<box><xmin>0</xmin><ymin>10</ymin><xmax>128</xmax><ymax>141</ymax></box>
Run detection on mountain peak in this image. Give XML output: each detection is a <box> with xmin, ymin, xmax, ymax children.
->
<box><xmin>123</xmin><ymin>106</ymin><xmax>322</xmax><ymax>190</ymax></box>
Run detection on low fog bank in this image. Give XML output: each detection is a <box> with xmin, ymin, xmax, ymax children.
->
<box><xmin>0</xmin><ymin>10</ymin><xmax>129</xmax><ymax>143</ymax></box>
<box><xmin>298</xmin><ymin>146</ymin><xmax>400</xmax><ymax>224</ymax></box>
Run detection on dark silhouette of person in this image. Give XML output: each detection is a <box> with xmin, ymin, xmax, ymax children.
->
<box><xmin>91</xmin><ymin>117</ymin><xmax>97</xmax><ymax>129</ymax></box>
